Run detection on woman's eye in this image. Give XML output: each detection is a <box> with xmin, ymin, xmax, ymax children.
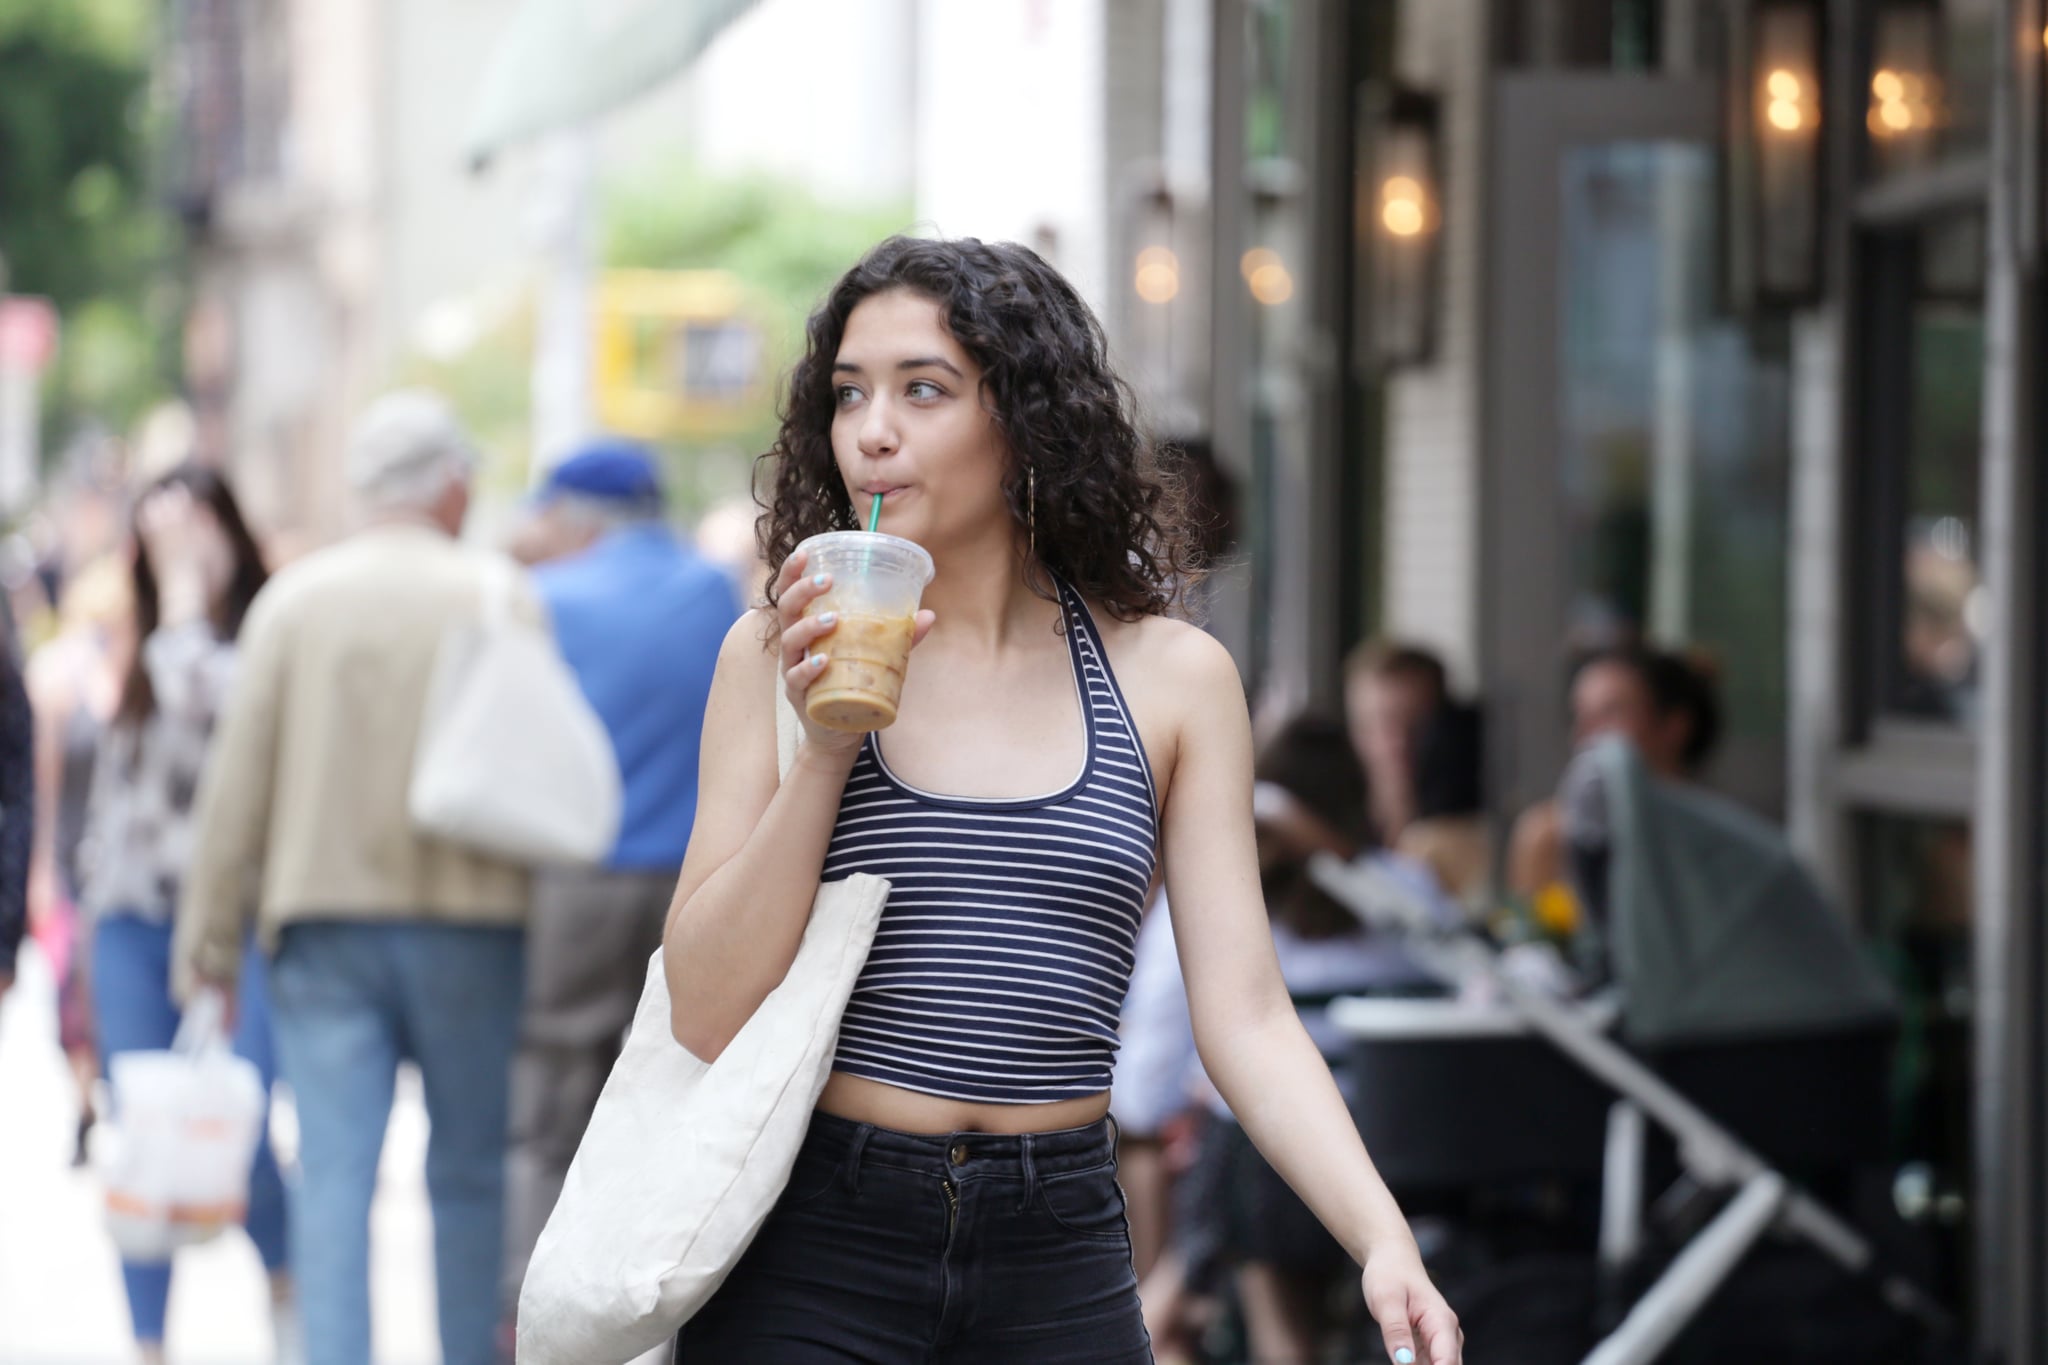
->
<box><xmin>906</xmin><ymin>380</ymin><xmax>943</xmax><ymax>400</ymax></box>
<box><xmin>834</xmin><ymin>385</ymin><xmax>864</xmax><ymax>407</ymax></box>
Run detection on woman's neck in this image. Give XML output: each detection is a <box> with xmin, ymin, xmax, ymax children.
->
<box><xmin>918</xmin><ymin>533</ymin><xmax>1055</xmax><ymax>655</ymax></box>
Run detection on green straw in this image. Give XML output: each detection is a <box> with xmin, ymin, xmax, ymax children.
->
<box><xmin>867</xmin><ymin>491</ymin><xmax>883</xmax><ymax>533</ymax></box>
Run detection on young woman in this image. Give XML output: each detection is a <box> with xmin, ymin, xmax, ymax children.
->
<box><xmin>26</xmin><ymin>554</ymin><xmax>132</xmax><ymax>1164</ymax></box>
<box><xmin>80</xmin><ymin>464</ymin><xmax>291</xmax><ymax>1363</ymax></box>
<box><xmin>662</xmin><ymin>236</ymin><xmax>1461</xmax><ymax>1364</ymax></box>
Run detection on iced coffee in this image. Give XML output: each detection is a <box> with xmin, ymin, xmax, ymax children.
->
<box><xmin>793</xmin><ymin>531</ymin><xmax>934</xmax><ymax>734</ymax></box>
<box><xmin>806</xmin><ymin>611</ymin><xmax>917</xmax><ymax>731</ymax></box>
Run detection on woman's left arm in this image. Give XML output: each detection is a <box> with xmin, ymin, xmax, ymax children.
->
<box><xmin>1159</xmin><ymin>630</ymin><xmax>1461</xmax><ymax>1365</ymax></box>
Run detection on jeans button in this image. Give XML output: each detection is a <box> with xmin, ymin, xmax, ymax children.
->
<box><xmin>948</xmin><ymin>1142</ymin><xmax>968</xmax><ymax>1167</ymax></box>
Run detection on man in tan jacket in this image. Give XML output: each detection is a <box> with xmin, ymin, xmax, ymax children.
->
<box><xmin>176</xmin><ymin>391</ymin><xmax>536</xmax><ymax>1365</ymax></box>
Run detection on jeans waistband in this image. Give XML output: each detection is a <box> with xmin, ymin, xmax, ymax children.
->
<box><xmin>803</xmin><ymin>1109</ymin><xmax>1117</xmax><ymax>1184</ymax></box>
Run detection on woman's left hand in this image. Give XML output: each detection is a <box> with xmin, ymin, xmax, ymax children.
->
<box><xmin>1361</xmin><ymin>1238</ymin><xmax>1462</xmax><ymax>1364</ymax></box>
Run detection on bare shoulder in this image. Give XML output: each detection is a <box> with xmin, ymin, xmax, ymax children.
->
<box><xmin>1097</xmin><ymin>614</ymin><xmax>1241</xmax><ymax>707</ymax></box>
<box><xmin>726</xmin><ymin>607</ymin><xmax>782</xmax><ymax>663</ymax></box>
<box><xmin>1089</xmin><ymin>612</ymin><xmax>1246</xmax><ymax>801</ymax></box>
<box><xmin>1093</xmin><ymin>611</ymin><xmax>1233</xmax><ymax>677</ymax></box>
<box><xmin>707</xmin><ymin>608</ymin><xmax>783</xmax><ymax>704</ymax></box>
<box><xmin>698</xmin><ymin>609</ymin><xmax>785</xmax><ymax>778</ymax></box>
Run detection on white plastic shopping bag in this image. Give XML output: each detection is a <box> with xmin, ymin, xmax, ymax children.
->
<box><xmin>101</xmin><ymin>990</ymin><xmax>268</xmax><ymax>1263</ymax></box>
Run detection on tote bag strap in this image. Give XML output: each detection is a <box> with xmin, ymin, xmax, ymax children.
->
<box><xmin>478</xmin><ymin>554</ymin><xmax>519</xmax><ymax>627</ymax></box>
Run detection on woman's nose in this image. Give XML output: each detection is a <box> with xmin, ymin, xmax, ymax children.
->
<box><xmin>858</xmin><ymin>397</ymin><xmax>899</xmax><ymax>457</ymax></box>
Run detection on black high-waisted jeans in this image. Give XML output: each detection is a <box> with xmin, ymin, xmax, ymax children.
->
<box><xmin>676</xmin><ymin>1110</ymin><xmax>1153</xmax><ymax>1363</ymax></box>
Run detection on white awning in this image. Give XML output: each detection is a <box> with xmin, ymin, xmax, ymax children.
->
<box><xmin>463</xmin><ymin>0</ymin><xmax>764</xmax><ymax>167</ymax></box>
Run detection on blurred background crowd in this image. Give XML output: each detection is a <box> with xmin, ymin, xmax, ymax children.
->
<box><xmin>2</xmin><ymin>0</ymin><xmax>2045</xmax><ymax>1361</ymax></box>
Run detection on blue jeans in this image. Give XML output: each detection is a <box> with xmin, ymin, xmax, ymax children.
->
<box><xmin>678</xmin><ymin>1112</ymin><xmax>1152</xmax><ymax>1362</ymax></box>
<box><xmin>269</xmin><ymin>921</ymin><xmax>524</xmax><ymax>1365</ymax></box>
<box><xmin>92</xmin><ymin>914</ymin><xmax>290</xmax><ymax>1344</ymax></box>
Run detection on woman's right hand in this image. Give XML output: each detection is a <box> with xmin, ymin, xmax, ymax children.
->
<box><xmin>773</xmin><ymin>549</ymin><xmax>935</xmax><ymax>759</ymax></box>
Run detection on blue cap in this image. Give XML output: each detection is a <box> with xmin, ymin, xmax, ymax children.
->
<box><xmin>538</xmin><ymin>438</ymin><xmax>665</xmax><ymax>509</ymax></box>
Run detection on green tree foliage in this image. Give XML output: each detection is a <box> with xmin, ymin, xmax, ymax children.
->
<box><xmin>601</xmin><ymin>161</ymin><xmax>912</xmax><ymax>514</ymax></box>
<box><xmin>404</xmin><ymin>161</ymin><xmax>910</xmax><ymax>521</ymax></box>
<box><xmin>0</xmin><ymin>0</ymin><xmax>178</xmax><ymax>436</ymax></box>
<box><xmin>604</xmin><ymin>163</ymin><xmax>911</xmax><ymax>334</ymax></box>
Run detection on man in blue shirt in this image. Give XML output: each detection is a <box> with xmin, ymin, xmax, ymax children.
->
<box><xmin>501</xmin><ymin>438</ymin><xmax>741</xmax><ymax>1324</ymax></box>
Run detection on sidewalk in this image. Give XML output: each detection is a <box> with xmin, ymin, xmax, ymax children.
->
<box><xmin>0</xmin><ymin>944</ymin><xmax>442</xmax><ymax>1365</ymax></box>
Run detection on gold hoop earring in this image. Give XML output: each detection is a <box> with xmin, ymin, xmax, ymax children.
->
<box><xmin>1027</xmin><ymin>465</ymin><xmax>1037</xmax><ymax>560</ymax></box>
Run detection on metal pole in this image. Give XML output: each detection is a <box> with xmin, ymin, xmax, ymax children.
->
<box><xmin>1599</xmin><ymin>1101</ymin><xmax>1648</xmax><ymax>1269</ymax></box>
<box><xmin>1582</xmin><ymin>1173</ymin><xmax>1789</xmax><ymax>1365</ymax></box>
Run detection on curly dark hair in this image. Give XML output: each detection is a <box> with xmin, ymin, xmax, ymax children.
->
<box><xmin>758</xmin><ymin>235</ymin><xmax>1201</xmax><ymax>620</ymax></box>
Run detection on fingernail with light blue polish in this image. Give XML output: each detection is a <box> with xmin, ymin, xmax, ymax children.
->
<box><xmin>813</xmin><ymin>573</ymin><xmax>829</xmax><ymax>587</ymax></box>
<box><xmin>1395</xmin><ymin>1350</ymin><xmax>1415</xmax><ymax>1365</ymax></box>
<box><xmin>818</xmin><ymin>612</ymin><xmax>837</xmax><ymax>626</ymax></box>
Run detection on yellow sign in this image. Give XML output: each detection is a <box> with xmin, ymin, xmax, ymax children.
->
<box><xmin>592</xmin><ymin>270</ymin><xmax>764</xmax><ymax>440</ymax></box>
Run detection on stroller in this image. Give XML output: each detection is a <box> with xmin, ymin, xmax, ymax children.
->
<box><xmin>1312</xmin><ymin>737</ymin><xmax>1952</xmax><ymax>1362</ymax></box>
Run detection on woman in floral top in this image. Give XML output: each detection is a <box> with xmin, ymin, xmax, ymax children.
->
<box><xmin>80</xmin><ymin>464</ymin><xmax>290</xmax><ymax>1364</ymax></box>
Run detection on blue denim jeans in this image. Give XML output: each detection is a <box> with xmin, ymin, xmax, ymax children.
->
<box><xmin>269</xmin><ymin>921</ymin><xmax>524</xmax><ymax>1365</ymax></box>
<box><xmin>92</xmin><ymin>914</ymin><xmax>290</xmax><ymax>1344</ymax></box>
<box><xmin>678</xmin><ymin>1111</ymin><xmax>1152</xmax><ymax>1363</ymax></box>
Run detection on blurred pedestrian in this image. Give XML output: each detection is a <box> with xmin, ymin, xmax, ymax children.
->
<box><xmin>499</xmin><ymin>439</ymin><xmax>740</xmax><ymax>1330</ymax></box>
<box><xmin>1</xmin><ymin>646</ymin><xmax>30</xmax><ymax>1002</ymax></box>
<box><xmin>175</xmin><ymin>392</ymin><xmax>538</xmax><ymax>1365</ymax></box>
<box><xmin>78</xmin><ymin>464</ymin><xmax>288</xmax><ymax>1365</ymax></box>
<box><xmin>25</xmin><ymin>554</ymin><xmax>132</xmax><ymax>1164</ymax></box>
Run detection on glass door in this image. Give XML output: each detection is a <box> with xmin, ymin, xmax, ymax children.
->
<box><xmin>1482</xmin><ymin>75</ymin><xmax>1792</xmax><ymax>825</ymax></box>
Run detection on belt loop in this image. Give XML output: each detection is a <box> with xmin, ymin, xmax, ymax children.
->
<box><xmin>843</xmin><ymin>1123</ymin><xmax>874</xmax><ymax>1195</ymax></box>
<box><xmin>1018</xmin><ymin>1133</ymin><xmax>1040</xmax><ymax>1212</ymax></box>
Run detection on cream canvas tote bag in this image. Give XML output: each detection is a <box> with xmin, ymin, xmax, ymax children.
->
<box><xmin>516</xmin><ymin>685</ymin><xmax>888</xmax><ymax>1364</ymax></box>
<box><xmin>408</xmin><ymin>555</ymin><xmax>622</xmax><ymax>866</ymax></box>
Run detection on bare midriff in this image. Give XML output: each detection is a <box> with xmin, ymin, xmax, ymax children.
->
<box><xmin>806</xmin><ymin>611</ymin><xmax>917</xmax><ymax>733</ymax></box>
<box><xmin>816</xmin><ymin>1071</ymin><xmax>1113</xmax><ymax>1135</ymax></box>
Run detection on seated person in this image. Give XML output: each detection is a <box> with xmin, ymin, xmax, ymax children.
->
<box><xmin>1344</xmin><ymin>641</ymin><xmax>1491</xmax><ymax>906</ymax></box>
<box><xmin>1508</xmin><ymin>646</ymin><xmax>1720</xmax><ymax>902</ymax></box>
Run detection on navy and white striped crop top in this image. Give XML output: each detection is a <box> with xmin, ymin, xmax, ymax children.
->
<box><xmin>820</xmin><ymin>577</ymin><xmax>1160</xmax><ymax>1104</ymax></box>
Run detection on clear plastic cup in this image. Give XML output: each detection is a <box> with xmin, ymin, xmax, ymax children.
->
<box><xmin>794</xmin><ymin>531</ymin><xmax>935</xmax><ymax>733</ymax></box>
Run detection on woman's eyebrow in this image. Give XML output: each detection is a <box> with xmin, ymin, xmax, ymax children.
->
<box><xmin>832</xmin><ymin>356</ymin><xmax>965</xmax><ymax>378</ymax></box>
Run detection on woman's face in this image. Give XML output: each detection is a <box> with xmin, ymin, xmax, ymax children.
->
<box><xmin>829</xmin><ymin>289</ymin><xmax>1011</xmax><ymax>555</ymax></box>
<box><xmin>136</xmin><ymin>482</ymin><xmax>233</xmax><ymax>600</ymax></box>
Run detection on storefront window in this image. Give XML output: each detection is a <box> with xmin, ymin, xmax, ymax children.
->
<box><xmin>1557</xmin><ymin>142</ymin><xmax>1790</xmax><ymax>799</ymax></box>
<box><xmin>1891</xmin><ymin>257</ymin><xmax>1985</xmax><ymax>725</ymax></box>
<box><xmin>1236</xmin><ymin>0</ymin><xmax>1305</xmax><ymax>692</ymax></box>
<box><xmin>1867</xmin><ymin>213</ymin><xmax>1990</xmax><ymax>724</ymax></box>
<box><xmin>1497</xmin><ymin>0</ymin><xmax>1663</xmax><ymax>70</ymax></box>
<box><xmin>1859</xmin><ymin>813</ymin><xmax>1974</xmax><ymax>1312</ymax></box>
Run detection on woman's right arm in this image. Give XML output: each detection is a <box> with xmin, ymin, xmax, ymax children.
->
<box><xmin>662</xmin><ymin>554</ymin><xmax>930</xmax><ymax>1061</ymax></box>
